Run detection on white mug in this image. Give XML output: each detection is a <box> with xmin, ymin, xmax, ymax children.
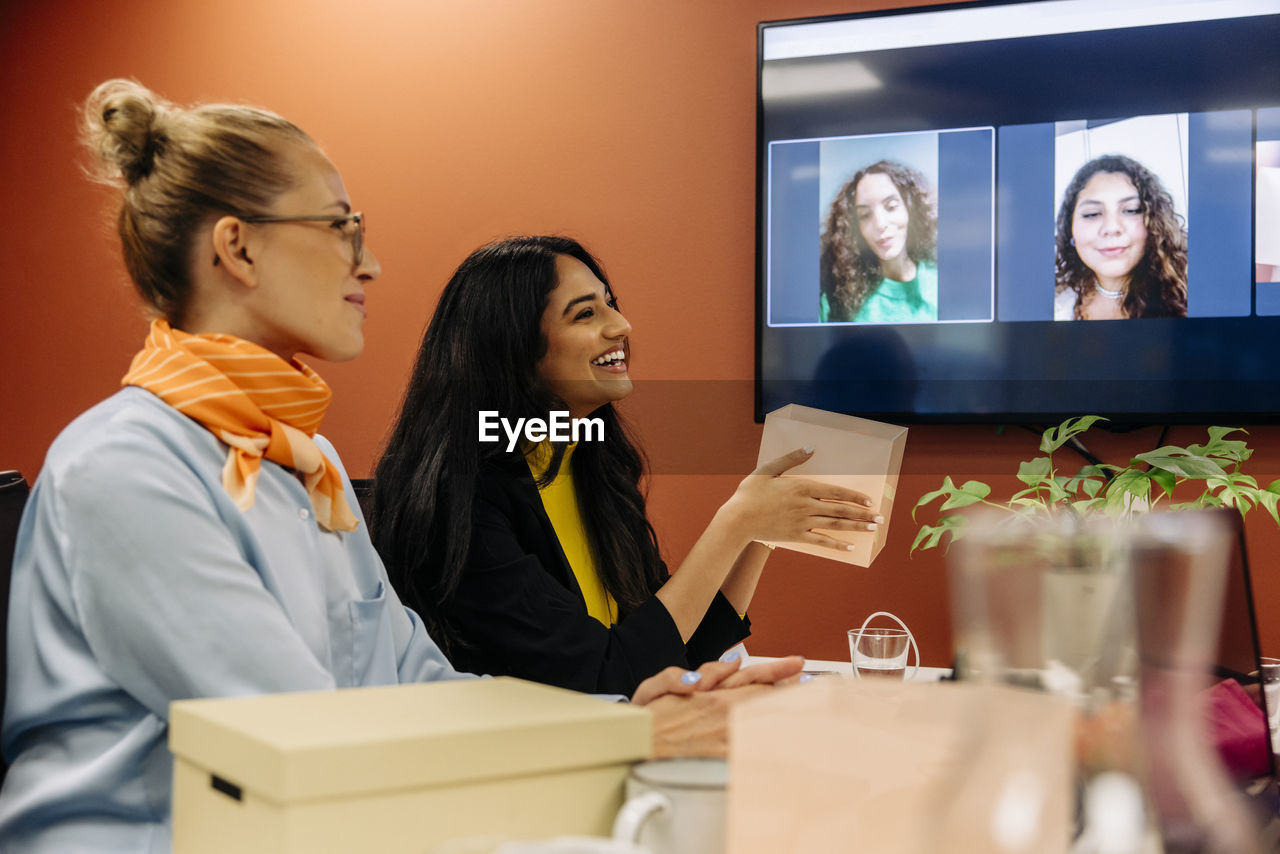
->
<box><xmin>612</xmin><ymin>758</ymin><xmax>727</xmax><ymax>854</ymax></box>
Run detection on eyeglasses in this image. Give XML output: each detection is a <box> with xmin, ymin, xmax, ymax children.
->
<box><xmin>238</xmin><ymin>212</ymin><xmax>365</xmax><ymax>269</ymax></box>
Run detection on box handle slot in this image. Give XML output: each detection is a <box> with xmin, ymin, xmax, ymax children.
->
<box><xmin>211</xmin><ymin>774</ymin><xmax>243</xmax><ymax>802</ymax></box>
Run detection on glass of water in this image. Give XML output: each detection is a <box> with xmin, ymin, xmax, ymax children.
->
<box><xmin>848</xmin><ymin>627</ymin><xmax>911</xmax><ymax>680</ymax></box>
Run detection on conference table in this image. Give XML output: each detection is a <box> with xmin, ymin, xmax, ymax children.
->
<box><xmin>746</xmin><ymin>654</ymin><xmax>952</xmax><ymax>682</ymax></box>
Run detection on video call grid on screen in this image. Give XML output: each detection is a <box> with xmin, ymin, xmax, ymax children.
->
<box><xmin>756</xmin><ymin>0</ymin><xmax>1280</xmax><ymax>420</ymax></box>
<box><xmin>765</xmin><ymin>108</ymin><xmax>1266</xmax><ymax>326</ymax></box>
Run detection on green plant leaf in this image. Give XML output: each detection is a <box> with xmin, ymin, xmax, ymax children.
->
<box><xmin>1059</xmin><ymin>464</ymin><xmax>1107</xmax><ymax>500</ymax></box>
<box><xmin>939</xmin><ymin>480</ymin><xmax>992</xmax><ymax>511</ymax></box>
<box><xmin>1148</xmin><ymin>467</ymin><xmax>1176</xmax><ymax>497</ymax></box>
<box><xmin>1044</xmin><ymin>478</ymin><xmax>1072</xmax><ymax>503</ymax></box>
<box><xmin>1008</xmin><ymin>485</ymin><xmax>1043</xmax><ymax>505</ymax></box>
<box><xmin>1257</xmin><ymin>489</ymin><xmax>1280</xmax><ymax>527</ymax></box>
<box><xmin>1040</xmin><ymin>415</ymin><xmax>1107</xmax><ymax>454</ymax></box>
<box><xmin>1104</xmin><ymin>470</ymin><xmax>1151</xmax><ymax>514</ymax></box>
<box><xmin>1205</xmin><ymin>477</ymin><xmax>1257</xmax><ymax>511</ymax></box>
<box><xmin>1172</xmin><ymin>496</ymin><xmax>1223</xmax><ymax>510</ymax></box>
<box><xmin>912</xmin><ymin>476</ymin><xmax>958</xmax><ymax>521</ymax></box>
<box><xmin>1016</xmin><ymin>457</ymin><xmax>1052</xmax><ymax>486</ymax></box>
<box><xmin>1187</xmin><ymin>427</ymin><xmax>1251</xmax><ymax>463</ymax></box>
<box><xmin>1267</xmin><ymin>479</ymin><xmax>1280</xmax><ymax>496</ymax></box>
<box><xmin>910</xmin><ymin>513</ymin><xmax>968</xmax><ymax>554</ymax></box>
<box><xmin>1008</xmin><ymin>497</ymin><xmax>1046</xmax><ymax>509</ymax></box>
<box><xmin>1207</xmin><ymin>425</ymin><xmax>1248</xmax><ymax>442</ymax></box>
<box><xmin>1133</xmin><ymin>452</ymin><xmax>1228</xmax><ymax>480</ymax></box>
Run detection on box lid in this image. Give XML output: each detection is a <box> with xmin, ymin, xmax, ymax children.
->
<box><xmin>169</xmin><ymin>677</ymin><xmax>651</xmax><ymax>803</ymax></box>
<box><xmin>764</xmin><ymin>405</ymin><xmax>907</xmax><ymax>446</ymax></box>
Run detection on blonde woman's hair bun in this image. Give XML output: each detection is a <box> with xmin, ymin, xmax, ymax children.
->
<box><xmin>77</xmin><ymin>77</ymin><xmax>312</xmax><ymax>323</ymax></box>
<box><xmin>82</xmin><ymin>78</ymin><xmax>170</xmax><ymax>185</ymax></box>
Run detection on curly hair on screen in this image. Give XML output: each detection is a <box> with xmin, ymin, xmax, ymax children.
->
<box><xmin>820</xmin><ymin>160</ymin><xmax>938</xmax><ymax>322</ymax></box>
<box><xmin>1054</xmin><ymin>154</ymin><xmax>1188</xmax><ymax>319</ymax></box>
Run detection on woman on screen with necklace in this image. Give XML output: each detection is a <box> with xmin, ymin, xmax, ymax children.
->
<box><xmin>369</xmin><ymin>235</ymin><xmax>881</xmax><ymax>697</ymax></box>
<box><xmin>819</xmin><ymin>159</ymin><xmax>939</xmax><ymax>323</ymax></box>
<box><xmin>1054</xmin><ymin>154</ymin><xmax>1188</xmax><ymax>320</ymax></box>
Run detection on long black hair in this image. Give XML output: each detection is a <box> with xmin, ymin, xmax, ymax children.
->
<box><xmin>369</xmin><ymin>236</ymin><xmax>664</xmax><ymax>656</ymax></box>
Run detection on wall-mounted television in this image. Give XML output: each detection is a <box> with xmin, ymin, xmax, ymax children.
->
<box><xmin>756</xmin><ymin>0</ymin><xmax>1280</xmax><ymax>423</ymax></box>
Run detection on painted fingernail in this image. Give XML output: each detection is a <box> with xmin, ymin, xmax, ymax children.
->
<box><xmin>866</xmin><ymin>523</ymin><xmax>878</xmax><ymax>531</ymax></box>
<box><xmin>802</xmin><ymin>445</ymin><xmax>815</xmax><ymax>455</ymax></box>
<box><xmin>845</xmin><ymin>544</ymin><xmax>856</xmax><ymax>551</ymax></box>
<box><xmin>721</xmin><ymin>650</ymin><xmax>742</xmax><ymax>663</ymax></box>
<box><xmin>799</xmin><ymin>673</ymin><xmax>817</xmax><ymax>683</ymax></box>
<box><xmin>874</xmin><ymin>515</ymin><xmax>884</xmax><ymax>524</ymax></box>
<box><xmin>862</xmin><ymin>498</ymin><xmax>874</xmax><ymax>507</ymax></box>
<box><xmin>681</xmin><ymin>671</ymin><xmax>702</xmax><ymax>685</ymax></box>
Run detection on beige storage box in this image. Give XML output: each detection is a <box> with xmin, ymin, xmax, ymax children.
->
<box><xmin>756</xmin><ymin>404</ymin><xmax>907</xmax><ymax>567</ymax></box>
<box><xmin>169</xmin><ymin>677</ymin><xmax>651</xmax><ymax>854</ymax></box>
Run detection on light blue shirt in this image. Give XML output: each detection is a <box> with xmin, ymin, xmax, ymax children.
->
<box><xmin>0</xmin><ymin>387</ymin><xmax>474</xmax><ymax>853</ymax></box>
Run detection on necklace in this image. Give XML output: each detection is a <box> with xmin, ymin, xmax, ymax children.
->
<box><xmin>1094</xmin><ymin>282</ymin><xmax>1124</xmax><ymax>299</ymax></box>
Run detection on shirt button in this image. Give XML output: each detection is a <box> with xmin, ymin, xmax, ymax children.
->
<box><xmin>299</xmin><ymin>507</ymin><xmax>311</xmax><ymax>521</ymax></box>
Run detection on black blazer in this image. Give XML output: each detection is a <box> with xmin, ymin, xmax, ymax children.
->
<box><xmin>441</xmin><ymin>454</ymin><xmax>750</xmax><ymax>696</ymax></box>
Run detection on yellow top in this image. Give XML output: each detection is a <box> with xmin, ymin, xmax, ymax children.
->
<box><xmin>527</xmin><ymin>443</ymin><xmax>617</xmax><ymax>626</ymax></box>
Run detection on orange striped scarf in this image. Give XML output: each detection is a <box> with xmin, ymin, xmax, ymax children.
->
<box><xmin>122</xmin><ymin>319</ymin><xmax>358</xmax><ymax>532</ymax></box>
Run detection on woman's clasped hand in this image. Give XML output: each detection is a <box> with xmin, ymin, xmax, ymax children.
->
<box><xmin>631</xmin><ymin>656</ymin><xmax>806</xmax><ymax>759</ymax></box>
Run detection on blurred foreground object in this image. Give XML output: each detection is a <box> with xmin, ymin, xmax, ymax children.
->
<box><xmin>1128</xmin><ymin>512</ymin><xmax>1263</xmax><ymax>853</ymax></box>
<box><xmin>951</xmin><ymin>511</ymin><xmax>1264</xmax><ymax>853</ymax></box>
<box><xmin>727</xmin><ymin>678</ymin><xmax>1074</xmax><ymax>853</ymax></box>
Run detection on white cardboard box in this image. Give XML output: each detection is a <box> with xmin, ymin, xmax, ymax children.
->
<box><xmin>170</xmin><ymin>677</ymin><xmax>651</xmax><ymax>854</ymax></box>
<box><xmin>756</xmin><ymin>404</ymin><xmax>907</xmax><ymax>567</ymax></box>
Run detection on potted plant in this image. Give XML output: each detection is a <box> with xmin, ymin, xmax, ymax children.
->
<box><xmin>912</xmin><ymin>415</ymin><xmax>1280</xmax><ymax>554</ymax></box>
<box><xmin>915</xmin><ymin>416</ymin><xmax>1280</xmax><ymax>692</ymax></box>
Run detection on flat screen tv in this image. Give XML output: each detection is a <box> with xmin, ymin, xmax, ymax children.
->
<box><xmin>756</xmin><ymin>0</ymin><xmax>1280</xmax><ymax>423</ymax></box>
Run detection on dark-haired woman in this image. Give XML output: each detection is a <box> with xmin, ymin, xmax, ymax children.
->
<box><xmin>820</xmin><ymin>159</ymin><xmax>938</xmax><ymax>323</ymax></box>
<box><xmin>370</xmin><ymin>236</ymin><xmax>880</xmax><ymax>697</ymax></box>
<box><xmin>1</xmin><ymin>82</ymin><xmax>797</xmax><ymax>852</ymax></box>
<box><xmin>1054</xmin><ymin>154</ymin><xmax>1188</xmax><ymax>320</ymax></box>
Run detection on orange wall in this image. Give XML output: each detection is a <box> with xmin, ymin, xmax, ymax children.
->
<box><xmin>3</xmin><ymin>0</ymin><xmax>1277</xmax><ymax>666</ymax></box>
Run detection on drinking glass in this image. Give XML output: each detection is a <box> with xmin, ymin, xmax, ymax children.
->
<box><xmin>848</xmin><ymin>627</ymin><xmax>910</xmax><ymax>679</ymax></box>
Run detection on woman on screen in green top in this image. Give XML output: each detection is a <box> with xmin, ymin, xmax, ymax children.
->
<box><xmin>819</xmin><ymin>160</ymin><xmax>938</xmax><ymax>323</ymax></box>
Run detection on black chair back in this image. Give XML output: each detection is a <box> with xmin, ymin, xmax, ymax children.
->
<box><xmin>350</xmin><ymin>478</ymin><xmax>375</xmax><ymax>523</ymax></box>
<box><xmin>0</xmin><ymin>471</ymin><xmax>29</xmax><ymax>787</ymax></box>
